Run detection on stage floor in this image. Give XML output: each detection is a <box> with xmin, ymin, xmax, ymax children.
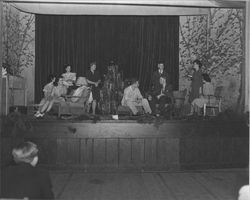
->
<box><xmin>51</xmin><ymin>169</ymin><xmax>248</xmax><ymax>200</ymax></box>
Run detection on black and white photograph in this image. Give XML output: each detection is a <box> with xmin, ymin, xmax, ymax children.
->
<box><xmin>0</xmin><ymin>0</ymin><xmax>249</xmax><ymax>199</ymax></box>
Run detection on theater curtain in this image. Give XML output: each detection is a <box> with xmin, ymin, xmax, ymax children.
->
<box><xmin>35</xmin><ymin>15</ymin><xmax>179</xmax><ymax>102</ymax></box>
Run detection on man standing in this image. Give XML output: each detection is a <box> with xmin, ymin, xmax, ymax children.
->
<box><xmin>121</xmin><ymin>78</ymin><xmax>152</xmax><ymax>115</ymax></box>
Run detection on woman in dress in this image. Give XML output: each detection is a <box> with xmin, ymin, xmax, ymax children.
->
<box><xmin>86</xmin><ymin>62</ymin><xmax>101</xmax><ymax>115</ymax></box>
<box><xmin>53</xmin><ymin>76</ymin><xmax>68</xmax><ymax>103</ymax></box>
<box><xmin>62</xmin><ymin>64</ymin><xmax>77</xmax><ymax>94</ymax></box>
<box><xmin>71</xmin><ymin>77</ymin><xmax>91</xmax><ymax>104</ymax></box>
<box><xmin>188</xmin><ymin>59</ymin><xmax>203</xmax><ymax>103</ymax></box>
<box><xmin>189</xmin><ymin>73</ymin><xmax>214</xmax><ymax>115</ymax></box>
<box><xmin>34</xmin><ymin>74</ymin><xmax>56</xmax><ymax>118</ymax></box>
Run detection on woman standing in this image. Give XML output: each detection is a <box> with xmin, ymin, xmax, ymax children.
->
<box><xmin>188</xmin><ymin>59</ymin><xmax>203</xmax><ymax>103</ymax></box>
<box><xmin>86</xmin><ymin>62</ymin><xmax>101</xmax><ymax>115</ymax></box>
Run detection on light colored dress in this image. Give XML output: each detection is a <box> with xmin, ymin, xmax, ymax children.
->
<box><xmin>53</xmin><ymin>85</ymin><xmax>67</xmax><ymax>102</ymax></box>
<box><xmin>71</xmin><ymin>77</ymin><xmax>92</xmax><ymax>103</ymax></box>
<box><xmin>43</xmin><ymin>82</ymin><xmax>55</xmax><ymax>101</ymax></box>
<box><xmin>62</xmin><ymin>72</ymin><xmax>76</xmax><ymax>86</ymax></box>
<box><xmin>192</xmin><ymin>82</ymin><xmax>215</xmax><ymax>108</ymax></box>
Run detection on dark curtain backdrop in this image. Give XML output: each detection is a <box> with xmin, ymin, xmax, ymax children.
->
<box><xmin>35</xmin><ymin>15</ymin><xmax>179</xmax><ymax>102</ymax></box>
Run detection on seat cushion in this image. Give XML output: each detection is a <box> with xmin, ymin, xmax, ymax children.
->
<box><xmin>58</xmin><ymin>101</ymin><xmax>85</xmax><ymax>116</ymax></box>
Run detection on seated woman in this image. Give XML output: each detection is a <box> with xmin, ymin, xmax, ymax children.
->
<box><xmin>57</xmin><ymin>77</ymin><xmax>92</xmax><ymax>116</ymax></box>
<box><xmin>53</xmin><ymin>76</ymin><xmax>68</xmax><ymax>103</ymax></box>
<box><xmin>150</xmin><ymin>76</ymin><xmax>173</xmax><ymax>116</ymax></box>
<box><xmin>70</xmin><ymin>77</ymin><xmax>92</xmax><ymax>105</ymax></box>
<box><xmin>34</xmin><ymin>74</ymin><xmax>56</xmax><ymax>118</ymax></box>
<box><xmin>62</xmin><ymin>64</ymin><xmax>77</xmax><ymax>94</ymax></box>
<box><xmin>189</xmin><ymin>73</ymin><xmax>214</xmax><ymax>115</ymax></box>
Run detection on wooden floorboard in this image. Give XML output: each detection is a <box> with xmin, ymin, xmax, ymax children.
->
<box><xmin>50</xmin><ymin>169</ymin><xmax>248</xmax><ymax>200</ymax></box>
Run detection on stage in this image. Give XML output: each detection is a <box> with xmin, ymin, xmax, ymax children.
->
<box><xmin>1</xmin><ymin>114</ymin><xmax>249</xmax><ymax>172</ymax></box>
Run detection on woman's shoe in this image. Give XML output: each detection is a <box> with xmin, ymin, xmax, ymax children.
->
<box><xmin>35</xmin><ymin>112</ymin><xmax>44</xmax><ymax>118</ymax></box>
<box><xmin>34</xmin><ymin>111</ymin><xmax>41</xmax><ymax>117</ymax></box>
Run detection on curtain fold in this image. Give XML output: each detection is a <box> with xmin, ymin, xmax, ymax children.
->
<box><xmin>35</xmin><ymin>15</ymin><xmax>179</xmax><ymax>102</ymax></box>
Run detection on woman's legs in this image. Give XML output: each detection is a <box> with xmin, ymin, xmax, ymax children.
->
<box><xmin>40</xmin><ymin>101</ymin><xmax>50</xmax><ymax>113</ymax></box>
<box><xmin>45</xmin><ymin>100</ymin><xmax>55</xmax><ymax>113</ymax></box>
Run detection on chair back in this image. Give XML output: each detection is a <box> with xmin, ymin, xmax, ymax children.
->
<box><xmin>173</xmin><ymin>89</ymin><xmax>187</xmax><ymax>99</ymax></box>
<box><xmin>173</xmin><ymin>89</ymin><xmax>187</xmax><ymax>109</ymax></box>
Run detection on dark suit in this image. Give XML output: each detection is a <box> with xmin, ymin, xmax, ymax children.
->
<box><xmin>1</xmin><ymin>162</ymin><xmax>54</xmax><ymax>199</ymax></box>
<box><xmin>151</xmin><ymin>83</ymin><xmax>173</xmax><ymax>115</ymax></box>
<box><xmin>152</xmin><ymin>70</ymin><xmax>170</xmax><ymax>91</ymax></box>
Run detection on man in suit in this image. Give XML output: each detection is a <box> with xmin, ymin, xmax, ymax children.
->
<box><xmin>1</xmin><ymin>141</ymin><xmax>54</xmax><ymax>199</ymax></box>
<box><xmin>149</xmin><ymin>62</ymin><xmax>170</xmax><ymax>114</ymax></box>
<box><xmin>152</xmin><ymin>62</ymin><xmax>170</xmax><ymax>92</ymax></box>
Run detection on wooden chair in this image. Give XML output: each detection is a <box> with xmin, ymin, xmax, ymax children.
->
<box><xmin>173</xmin><ymin>89</ymin><xmax>187</xmax><ymax>117</ymax></box>
<box><xmin>203</xmin><ymin>86</ymin><xmax>223</xmax><ymax>116</ymax></box>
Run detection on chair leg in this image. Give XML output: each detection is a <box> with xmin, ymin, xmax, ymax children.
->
<box><xmin>203</xmin><ymin>104</ymin><xmax>206</xmax><ymax>116</ymax></box>
<box><xmin>212</xmin><ymin>108</ymin><xmax>215</xmax><ymax>116</ymax></box>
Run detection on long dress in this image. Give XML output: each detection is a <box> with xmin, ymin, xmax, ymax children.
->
<box><xmin>189</xmin><ymin>69</ymin><xmax>203</xmax><ymax>102</ymax></box>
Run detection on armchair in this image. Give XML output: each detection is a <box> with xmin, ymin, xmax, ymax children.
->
<box><xmin>56</xmin><ymin>86</ymin><xmax>91</xmax><ymax>117</ymax></box>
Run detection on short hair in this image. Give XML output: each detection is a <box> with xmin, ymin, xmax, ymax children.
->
<box><xmin>202</xmin><ymin>73</ymin><xmax>211</xmax><ymax>82</ymax></box>
<box><xmin>12</xmin><ymin>141</ymin><xmax>39</xmax><ymax>163</ymax></box>
<box><xmin>193</xmin><ymin>59</ymin><xmax>202</xmax><ymax>68</ymax></box>
<box><xmin>158</xmin><ymin>63</ymin><xmax>164</xmax><ymax>67</ymax></box>
<box><xmin>90</xmin><ymin>61</ymin><xmax>96</xmax><ymax>67</ymax></box>
<box><xmin>130</xmin><ymin>78</ymin><xmax>139</xmax><ymax>85</ymax></box>
<box><xmin>64</xmin><ymin>64</ymin><xmax>71</xmax><ymax>69</ymax></box>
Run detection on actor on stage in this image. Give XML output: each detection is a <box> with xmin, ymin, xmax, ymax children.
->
<box><xmin>121</xmin><ymin>78</ymin><xmax>152</xmax><ymax>115</ymax></box>
<box><xmin>86</xmin><ymin>62</ymin><xmax>101</xmax><ymax>115</ymax></box>
<box><xmin>152</xmin><ymin>62</ymin><xmax>170</xmax><ymax>91</ymax></box>
<box><xmin>151</xmin><ymin>76</ymin><xmax>173</xmax><ymax>116</ymax></box>
<box><xmin>188</xmin><ymin>73</ymin><xmax>214</xmax><ymax>115</ymax></box>
<box><xmin>34</xmin><ymin>74</ymin><xmax>56</xmax><ymax>118</ymax></box>
<box><xmin>53</xmin><ymin>76</ymin><xmax>68</xmax><ymax>103</ymax></box>
<box><xmin>1</xmin><ymin>141</ymin><xmax>54</xmax><ymax>199</ymax></box>
<box><xmin>188</xmin><ymin>59</ymin><xmax>203</xmax><ymax>103</ymax></box>
<box><xmin>71</xmin><ymin>77</ymin><xmax>92</xmax><ymax>105</ymax></box>
<box><xmin>62</xmin><ymin>64</ymin><xmax>76</xmax><ymax>86</ymax></box>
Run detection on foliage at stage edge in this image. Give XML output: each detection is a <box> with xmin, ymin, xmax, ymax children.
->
<box><xmin>179</xmin><ymin>8</ymin><xmax>244</xmax><ymax>111</ymax></box>
<box><xmin>2</xmin><ymin>110</ymin><xmax>32</xmax><ymax>138</ymax></box>
<box><xmin>2</xmin><ymin>3</ymin><xmax>35</xmax><ymax>76</ymax></box>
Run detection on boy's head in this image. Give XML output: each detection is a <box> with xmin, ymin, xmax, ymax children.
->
<box><xmin>12</xmin><ymin>141</ymin><xmax>39</xmax><ymax>166</ymax></box>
